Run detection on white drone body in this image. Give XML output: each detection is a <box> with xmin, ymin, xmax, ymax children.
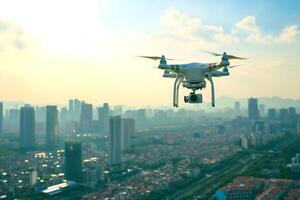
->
<box><xmin>140</xmin><ymin>52</ymin><xmax>246</xmax><ymax>107</ymax></box>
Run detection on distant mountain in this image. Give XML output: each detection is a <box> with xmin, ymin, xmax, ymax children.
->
<box><xmin>216</xmin><ymin>96</ymin><xmax>300</xmax><ymax>109</ymax></box>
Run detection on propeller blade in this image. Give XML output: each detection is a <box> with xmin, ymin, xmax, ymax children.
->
<box><xmin>228</xmin><ymin>65</ymin><xmax>241</xmax><ymax>68</ymax></box>
<box><xmin>137</xmin><ymin>56</ymin><xmax>161</xmax><ymax>60</ymax></box>
<box><xmin>227</xmin><ymin>55</ymin><xmax>247</xmax><ymax>60</ymax></box>
<box><xmin>206</xmin><ymin>51</ymin><xmax>223</xmax><ymax>56</ymax></box>
<box><xmin>137</xmin><ymin>55</ymin><xmax>176</xmax><ymax>61</ymax></box>
<box><xmin>206</xmin><ymin>51</ymin><xmax>247</xmax><ymax>60</ymax></box>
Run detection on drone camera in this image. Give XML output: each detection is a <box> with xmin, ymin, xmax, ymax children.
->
<box><xmin>184</xmin><ymin>93</ymin><xmax>203</xmax><ymax>103</ymax></box>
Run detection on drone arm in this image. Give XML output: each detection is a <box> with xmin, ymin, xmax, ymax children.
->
<box><xmin>207</xmin><ymin>73</ymin><xmax>215</xmax><ymax>107</ymax></box>
<box><xmin>211</xmin><ymin>70</ymin><xmax>229</xmax><ymax>77</ymax></box>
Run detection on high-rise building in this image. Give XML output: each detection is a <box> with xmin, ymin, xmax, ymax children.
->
<box><xmin>8</xmin><ymin>108</ymin><xmax>20</xmax><ymax>133</ymax></box>
<box><xmin>68</xmin><ymin>99</ymin><xmax>74</xmax><ymax>120</ymax></box>
<box><xmin>113</xmin><ymin>105</ymin><xmax>123</xmax><ymax>116</ymax></box>
<box><xmin>0</xmin><ymin>102</ymin><xmax>3</xmax><ymax>135</ymax></box>
<box><xmin>108</xmin><ymin>116</ymin><xmax>122</xmax><ymax>165</ymax></box>
<box><xmin>288</xmin><ymin>107</ymin><xmax>297</xmax><ymax>126</ymax></box>
<box><xmin>74</xmin><ymin>99</ymin><xmax>81</xmax><ymax>121</ymax></box>
<box><xmin>80</xmin><ymin>102</ymin><xmax>93</xmax><ymax>133</ymax></box>
<box><xmin>64</xmin><ymin>142</ymin><xmax>82</xmax><ymax>183</ymax></box>
<box><xmin>98</xmin><ymin>103</ymin><xmax>109</xmax><ymax>134</ymax></box>
<box><xmin>59</xmin><ymin>107</ymin><xmax>68</xmax><ymax>122</ymax></box>
<box><xmin>121</xmin><ymin>118</ymin><xmax>135</xmax><ymax>151</ymax></box>
<box><xmin>46</xmin><ymin>105</ymin><xmax>59</xmax><ymax>148</ymax></box>
<box><xmin>259</xmin><ymin>104</ymin><xmax>265</xmax><ymax>116</ymax></box>
<box><xmin>20</xmin><ymin>106</ymin><xmax>35</xmax><ymax>149</ymax></box>
<box><xmin>279</xmin><ymin>108</ymin><xmax>288</xmax><ymax>121</ymax></box>
<box><xmin>68</xmin><ymin>99</ymin><xmax>74</xmax><ymax>113</ymax></box>
<box><xmin>267</xmin><ymin>108</ymin><xmax>277</xmax><ymax>120</ymax></box>
<box><xmin>248</xmin><ymin>98</ymin><xmax>260</xmax><ymax>120</ymax></box>
<box><xmin>234</xmin><ymin>101</ymin><xmax>240</xmax><ymax>115</ymax></box>
<box><xmin>35</xmin><ymin>106</ymin><xmax>46</xmax><ymax>122</ymax></box>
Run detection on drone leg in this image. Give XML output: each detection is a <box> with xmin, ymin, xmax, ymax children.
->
<box><xmin>173</xmin><ymin>76</ymin><xmax>179</xmax><ymax>107</ymax></box>
<box><xmin>208</xmin><ymin>74</ymin><xmax>215</xmax><ymax>107</ymax></box>
<box><xmin>176</xmin><ymin>77</ymin><xmax>183</xmax><ymax>106</ymax></box>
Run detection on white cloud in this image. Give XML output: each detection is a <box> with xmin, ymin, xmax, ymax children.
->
<box><xmin>246</xmin><ymin>32</ymin><xmax>273</xmax><ymax>44</ymax></box>
<box><xmin>236</xmin><ymin>16</ymin><xmax>260</xmax><ymax>32</ymax></box>
<box><xmin>236</xmin><ymin>16</ymin><xmax>300</xmax><ymax>45</ymax></box>
<box><xmin>213</xmin><ymin>33</ymin><xmax>239</xmax><ymax>44</ymax></box>
<box><xmin>160</xmin><ymin>8</ymin><xmax>238</xmax><ymax>45</ymax></box>
<box><xmin>236</xmin><ymin>16</ymin><xmax>273</xmax><ymax>44</ymax></box>
<box><xmin>160</xmin><ymin>8</ymin><xmax>201</xmax><ymax>34</ymax></box>
<box><xmin>276</xmin><ymin>25</ymin><xmax>300</xmax><ymax>43</ymax></box>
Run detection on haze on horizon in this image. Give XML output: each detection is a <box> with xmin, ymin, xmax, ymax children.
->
<box><xmin>0</xmin><ymin>0</ymin><xmax>299</xmax><ymax>107</ymax></box>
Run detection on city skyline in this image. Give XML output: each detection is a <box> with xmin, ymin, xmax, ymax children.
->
<box><xmin>0</xmin><ymin>0</ymin><xmax>299</xmax><ymax>106</ymax></box>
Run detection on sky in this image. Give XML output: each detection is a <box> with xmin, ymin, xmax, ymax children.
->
<box><xmin>0</xmin><ymin>0</ymin><xmax>299</xmax><ymax>107</ymax></box>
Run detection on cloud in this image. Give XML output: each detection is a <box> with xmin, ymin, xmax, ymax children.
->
<box><xmin>236</xmin><ymin>16</ymin><xmax>260</xmax><ymax>32</ymax></box>
<box><xmin>236</xmin><ymin>16</ymin><xmax>300</xmax><ymax>45</ymax></box>
<box><xmin>160</xmin><ymin>8</ymin><xmax>238</xmax><ymax>45</ymax></box>
<box><xmin>276</xmin><ymin>25</ymin><xmax>300</xmax><ymax>43</ymax></box>
<box><xmin>235</xmin><ymin>16</ymin><xmax>271</xmax><ymax>44</ymax></box>
<box><xmin>246</xmin><ymin>32</ymin><xmax>273</xmax><ymax>44</ymax></box>
<box><xmin>0</xmin><ymin>19</ymin><xmax>29</xmax><ymax>51</ymax></box>
<box><xmin>160</xmin><ymin>8</ymin><xmax>201</xmax><ymax>34</ymax></box>
<box><xmin>213</xmin><ymin>33</ymin><xmax>239</xmax><ymax>44</ymax></box>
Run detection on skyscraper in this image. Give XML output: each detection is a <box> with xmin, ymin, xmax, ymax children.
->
<box><xmin>259</xmin><ymin>104</ymin><xmax>265</xmax><ymax>116</ymax></box>
<box><xmin>121</xmin><ymin>118</ymin><xmax>135</xmax><ymax>151</ymax></box>
<box><xmin>68</xmin><ymin>99</ymin><xmax>74</xmax><ymax>120</ymax></box>
<box><xmin>46</xmin><ymin>105</ymin><xmax>59</xmax><ymax>148</ymax></box>
<box><xmin>279</xmin><ymin>108</ymin><xmax>288</xmax><ymax>121</ymax></box>
<box><xmin>74</xmin><ymin>99</ymin><xmax>81</xmax><ymax>121</ymax></box>
<box><xmin>108</xmin><ymin>116</ymin><xmax>122</xmax><ymax>165</ymax></box>
<box><xmin>8</xmin><ymin>108</ymin><xmax>20</xmax><ymax>134</ymax></box>
<box><xmin>64</xmin><ymin>142</ymin><xmax>82</xmax><ymax>183</ymax></box>
<box><xmin>98</xmin><ymin>103</ymin><xmax>109</xmax><ymax>134</ymax></box>
<box><xmin>267</xmin><ymin>108</ymin><xmax>277</xmax><ymax>120</ymax></box>
<box><xmin>20</xmin><ymin>106</ymin><xmax>35</xmax><ymax>149</ymax></box>
<box><xmin>248</xmin><ymin>98</ymin><xmax>260</xmax><ymax>120</ymax></box>
<box><xmin>80</xmin><ymin>102</ymin><xmax>93</xmax><ymax>133</ymax></box>
<box><xmin>0</xmin><ymin>102</ymin><xmax>3</xmax><ymax>135</ymax></box>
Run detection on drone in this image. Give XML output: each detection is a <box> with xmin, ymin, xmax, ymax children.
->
<box><xmin>139</xmin><ymin>52</ymin><xmax>246</xmax><ymax>107</ymax></box>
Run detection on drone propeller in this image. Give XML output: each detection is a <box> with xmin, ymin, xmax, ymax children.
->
<box><xmin>137</xmin><ymin>55</ymin><xmax>175</xmax><ymax>61</ymax></box>
<box><xmin>228</xmin><ymin>65</ymin><xmax>241</xmax><ymax>68</ymax></box>
<box><xmin>207</xmin><ymin>51</ymin><xmax>247</xmax><ymax>60</ymax></box>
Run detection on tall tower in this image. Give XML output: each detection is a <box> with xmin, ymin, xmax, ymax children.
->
<box><xmin>267</xmin><ymin>108</ymin><xmax>277</xmax><ymax>120</ymax></box>
<box><xmin>80</xmin><ymin>102</ymin><xmax>93</xmax><ymax>133</ymax></box>
<box><xmin>74</xmin><ymin>99</ymin><xmax>81</xmax><ymax>121</ymax></box>
<box><xmin>64</xmin><ymin>142</ymin><xmax>82</xmax><ymax>183</ymax></box>
<box><xmin>46</xmin><ymin>105</ymin><xmax>59</xmax><ymax>148</ymax></box>
<box><xmin>20</xmin><ymin>105</ymin><xmax>35</xmax><ymax>149</ymax></box>
<box><xmin>248</xmin><ymin>98</ymin><xmax>260</xmax><ymax>120</ymax></box>
<box><xmin>98</xmin><ymin>103</ymin><xmax>109</xmax><ymax>134</ymax></box>
<box><xmin>108</xmin><ymin>116</ymin><xmax>122</xmax><ymax>165</ymax></box>
<box><xmin>68</xmin><ymin>99</ymin><xmax>74</xmax><ymax>120</ymax></box>
<box><xmin>122</xmin><ymin>118</ymin><xmax>135</xmax><ymax>151</ymax></box>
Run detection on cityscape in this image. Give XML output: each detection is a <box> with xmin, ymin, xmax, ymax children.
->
<box><xmin>1</xmin><ymin>0</ymin><xmax>300</xmax><ymax>200</ymax></box>
<box><xmin>0</xmin><ymin>98</ymin><xmax>300</xmax><ymax>199</ymax></box>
